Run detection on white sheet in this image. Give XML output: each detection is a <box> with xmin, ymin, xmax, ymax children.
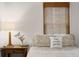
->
<box><xmin>27</xmin><ymin>47</ymin><xmax>79</xmax><ymax>57</ymax></box>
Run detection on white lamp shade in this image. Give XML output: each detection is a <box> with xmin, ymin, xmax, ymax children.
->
<box><xmin>1</xmin><ymin>21</ymin><xmax>15</xmax><ymax>31</ymax></box>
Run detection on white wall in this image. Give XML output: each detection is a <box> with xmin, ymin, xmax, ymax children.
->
<box><xmin>0</xmin><ymin>2</ymin><xmax>43</xmax><ymax>47</ymax></box>
<box><xmin>0</xmin><ymin>2</ymin><xmax>43</xmax><ymax>34</ymax></box>
<box><xmin>70</xmin><ymin>2</ymin><xmax>79</xmax><ymax>47</ymax></box>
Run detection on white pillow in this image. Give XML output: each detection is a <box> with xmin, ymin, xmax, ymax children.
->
<box><xmin>49</xmin><ymin>36</ymin><xmax>62</xmax><ymax>48</ymax></box>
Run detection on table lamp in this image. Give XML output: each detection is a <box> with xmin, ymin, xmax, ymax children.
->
<box><xmin>1</xmin><ymin>21</ymin><xmax>15</xmax><ymax>47</ymax></box>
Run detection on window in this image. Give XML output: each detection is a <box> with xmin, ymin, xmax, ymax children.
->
<box><xmin>43</xmin><ymin>2</ymin><xmax>70</xmax><ymax>34</ymax></box>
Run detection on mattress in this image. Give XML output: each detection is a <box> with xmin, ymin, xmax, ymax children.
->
<box><xmin>27</xmin><ymin>47</ymin><xmax>79</xmax><ymax>57</ymax></box>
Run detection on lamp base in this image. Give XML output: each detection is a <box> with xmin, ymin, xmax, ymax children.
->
<box><xmin>7</xmin><ymin>32</ymin><xmax>14</xmax><ymax>47</ymax></box>
<box><xmin>7</xmin><ymin>44</ymin><xmax>14</xmax><ymax>47</ymax></box>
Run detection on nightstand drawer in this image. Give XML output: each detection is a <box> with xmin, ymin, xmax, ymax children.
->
<box><xmin>13</xmin><ymin>49</ymin><xmax>25</xmax><ymax>53</ymax></box>
<box><xmin>4</xmin><ymin>49</ymin><xmax>13</xmax><ymax>53</ymax></box>
<box><xmin>4</xmin><ymin>49</ymin><xmax>25</xmax><ymax>53</ymax></box>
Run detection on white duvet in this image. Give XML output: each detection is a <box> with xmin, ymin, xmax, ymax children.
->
<box><xmin>27</xmin><ymin>47</ymin><xmax>79</xmax><ymax>57</ymax></box>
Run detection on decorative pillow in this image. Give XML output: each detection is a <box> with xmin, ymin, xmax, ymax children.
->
<box><xmin>32</xmin><ymin>35</ymin><xmax>50</xmax><ymax>47</ymax></box>
<box><xmin>49</xmin><ymin>36</ymin><xmax>62</xmax><ymax>48</ymax></box>
<box><xmin>62</xmin><ymin>34</ymin><xmax>75</xmax><ymax>47</ymax></box>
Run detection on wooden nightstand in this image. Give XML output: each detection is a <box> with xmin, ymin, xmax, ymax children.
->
<box><xmin>1</xmin><ymin>45</ymin><xmax>29</xmax><ymax>57</ymax></box>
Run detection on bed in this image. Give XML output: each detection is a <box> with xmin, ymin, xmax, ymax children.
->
<box><xmin>27</xmin><ymin>34</ymin><xmax>77</xmax><ymax>57</ymax></box>
<box><xmin>27</xmin><ymin>47</ymin><xmax>79</xmax><ymax>57</ymax></box>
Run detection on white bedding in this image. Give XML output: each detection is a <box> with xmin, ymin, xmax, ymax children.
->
<box><xmin>27</xmin><ymin>47</ymin><xmax>79</xmax><ymax>57</ymax></box>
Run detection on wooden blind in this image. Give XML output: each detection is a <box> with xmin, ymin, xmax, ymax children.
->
<box><xmin>43</xmin><ymin>2</ymin><xmax>70</xmax><ymax>34</ymax></box>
